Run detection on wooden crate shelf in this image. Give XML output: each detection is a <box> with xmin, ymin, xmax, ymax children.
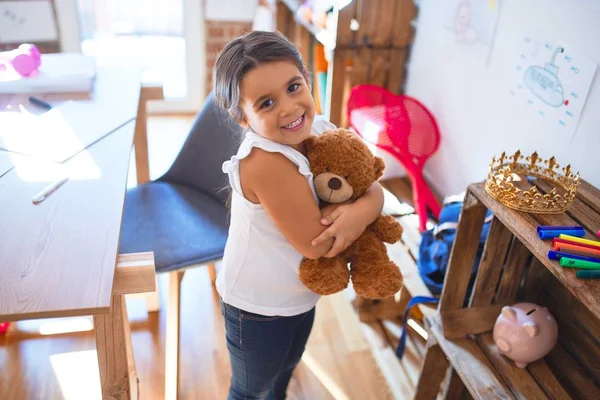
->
<box><xmin>469</xmin><ymin>182</ymin><xmax>600</xmax><ymax>317</ymax></box>
<box><xmin>424</xmin><ymin>314</ymin><xmax>596</xmax><ymax>400</ymax></box>
<box><xmin>413</xmin><ymin>179</ymin><xmax>600</xmax><ymax>400</ymax></box>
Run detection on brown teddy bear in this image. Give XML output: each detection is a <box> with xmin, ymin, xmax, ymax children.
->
<box><xmin>299</xmin><ymin>128</ymin><xmax>404</xmax><ymax>299</ymax></box>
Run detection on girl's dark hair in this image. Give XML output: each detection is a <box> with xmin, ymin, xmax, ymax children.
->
<box><xmin>213</xmin><ymin>30</ymin><xmax>309</xmax><ymax>121</ymax></box>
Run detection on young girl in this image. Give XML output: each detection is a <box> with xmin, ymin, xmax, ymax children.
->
<box><xmin>213</xmin><ymin>30</ymin><xmax>385</xmax><ymax>400</ymax></box>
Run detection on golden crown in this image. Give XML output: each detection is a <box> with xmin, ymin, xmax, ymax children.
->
<box><xmin>484</xmin><ymin>151</ymin><xmax>580</xmax><ymax>214</ymax></box>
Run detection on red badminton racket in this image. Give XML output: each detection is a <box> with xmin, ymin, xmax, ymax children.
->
<box><xmin>347</xmin><ymin>84</ymin><xmax>441</xmax><ymax>231</ymax></box>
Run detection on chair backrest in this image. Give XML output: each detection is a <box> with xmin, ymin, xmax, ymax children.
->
<box><xmin>159</xmin><ymin>92</ymin><xmax>243</xmax><ymax>205</ymax></box>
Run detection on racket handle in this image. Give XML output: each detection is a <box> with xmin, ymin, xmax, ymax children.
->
<box><xmin>411</xmin><ymin>173</ymin><xmax>442</xmax><ymax>227</ymax></box>
<box><xmin>409</xmin><ymin>175</ymin><xmax>429</xmax><ymax>232</ymax></box>
<box><xmin>422</xmin><ymin>184</ymin><xmax>442</xmax><ymax>218</ymax></box>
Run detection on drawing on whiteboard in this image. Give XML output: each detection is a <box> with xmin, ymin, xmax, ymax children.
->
<box><xmin>443</xmin><ymin>0</ymin><xmax>500</xmax><ymax>48</ymax></box>
<box><xmin>454</xmin><ymin>1</ymin><xmax>478</xmax><ymax>44</ymax></box>
<box><xmin>509</xmin><ymin>37</ymin><xmax>598</xmax><ymax>140</ymax></box>
<box><xmin>524</xmin><ymin>47</ymin><xmax>565</xmax><ymax>107</ymax></box>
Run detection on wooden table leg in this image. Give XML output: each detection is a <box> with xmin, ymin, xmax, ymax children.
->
<box><xmin>133</xmin><ymin>84</ymin><xmax>163</xmax><ymax>314</ymax></box>
<box><xmin>93</xmin><ymin>252</ymin><xmax>155</xmax><ymax>399</ymax></box>
<box><xmin>94</xmin><ymin>293</ymin><xmax>138</xmax><ymax>400</ymax></box>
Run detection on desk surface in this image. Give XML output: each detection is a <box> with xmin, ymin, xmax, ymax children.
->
<box><xmin>0</xmin><ymin>67</ymin><xmax>141</xmax><ymax>321</ymax></box>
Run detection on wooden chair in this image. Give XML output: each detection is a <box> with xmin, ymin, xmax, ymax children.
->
<box><xmin>119</xmin><ymin>91</ymin><xmax>242</xmax><ymax>399</ymax></box>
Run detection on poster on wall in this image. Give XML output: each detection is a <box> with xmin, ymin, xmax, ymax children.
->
<box><xmin>443</xmin><ymin>0</ymin><xmax>501</xmax><ymax>50</ymax></box>
<box><xmin>508</xmin><ymin>37</ymin><xmax>598</xmax><ymax>140</ymax></box>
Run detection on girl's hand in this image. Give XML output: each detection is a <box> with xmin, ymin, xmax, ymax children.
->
<box><xmin>311</xmin><ymin>183</ymin><xmax>385</xmax><ymax>258</ymax></box>
<box><xmin>311</xmin><ymin>202</ymin><xmax>367</xmax><ymax>258</ymax></box>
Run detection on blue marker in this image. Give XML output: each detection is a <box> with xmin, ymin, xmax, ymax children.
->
<box><xmin>548</xmin><ymin>250</ymin><xmax>600</xmax><ymax>264</ymax></box>
<box><xmin>537</xmin><ymin>225</ymin><xmax>585</xmax><ymax>239</ymax></box>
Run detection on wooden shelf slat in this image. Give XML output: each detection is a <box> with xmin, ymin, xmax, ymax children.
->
<box><xmin>430</xmin><ymin>314</ymin><xmax>590</xmax><ymax>400</ymax></box>
<box><xmin>426</xmin><ymin>315</ymin><xmax>514</xmax><ymax>400</ymax></box>
<box><xmin>477</xmin><ymin>333</ymin><xmax>548</xmax><ymax>399</ymax></box>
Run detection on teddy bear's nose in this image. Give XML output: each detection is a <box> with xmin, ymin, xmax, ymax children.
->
<box><xmin>328</xmin><ymin>177</ymin><xmax>342</xmax><ymax>190</ymax></box>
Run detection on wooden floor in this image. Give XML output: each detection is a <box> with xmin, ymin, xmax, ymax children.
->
<box><xmin>0</xmin><ymin>116</ymin><xmax>418</xmax><ymax>400</ymax></box>
<box><xmin>0</xmin><ymin>267</ymin><xmax>395</xmax><ymax>399</ymax></box>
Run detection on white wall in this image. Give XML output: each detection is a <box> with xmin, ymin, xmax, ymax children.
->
<box><xmin>406</xmin><ymin>0</ymin><xmax>600</xmax><ymax>197</ymax></box>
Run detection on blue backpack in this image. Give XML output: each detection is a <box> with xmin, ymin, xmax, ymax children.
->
<box><xmin>417</xmin><ymin>200</ymin><xmax>493</xmax><ymax>295</ymax></box>
<box><xmin>396</xmin><ymin>198</ymin><xmax>492</xmax><ymax>358</ymax></box>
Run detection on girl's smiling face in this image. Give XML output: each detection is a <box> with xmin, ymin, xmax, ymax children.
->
<box><xmin>237</xmin><ymin>61</ymin><xmax>315</xmax><ymax>152</ymax></box>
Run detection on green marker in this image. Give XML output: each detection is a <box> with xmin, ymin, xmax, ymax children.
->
<box><xmin>560</xmin><ymin>257</ymin><xmax>600</xmax><ymax>270</ymax></box>
<box><xmin>576</xmin><ymin>270</ymin><xmax>600</xmax><ymax>279</ymax></box>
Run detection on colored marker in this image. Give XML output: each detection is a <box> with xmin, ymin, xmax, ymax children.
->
<box><xmin>553</xmin><ymin>238</ymin><xmax>600</xmax><ymax>251</ymax></box>
<box><xmin>548</xmin><ymin>250</ymin><xmax>600</xmax><ymax>264</ymax></box>
<box><xmin>576</xmin><ymin>270</ymin><xmax>600</xmax><ymax>279</ymax></box>
<box><xmin>560</xmin><ymin>257</ymin><xmax>600</xmax><ymax>270</ymax></box>
<box><xmin>537</xmin><ymin>225</ymin><xmax>583</xmax><ymax>231</ymax></box>
<box><xmin>553</xmin><ymin>242</ymin><xmax>600</xmax><ymax>257</ymax></box>
<box><xmin>597</xmin><ymin>230</ymin><xmax>600</xmax><ymax>238</ymax></box>
<box><xmin>559</xmin><ymin>234</ymin><xmax>600</xmax><ymax>248</ymax></box>
<box><xmin>537</xmin><ymin>225</ymin><xmax>585</xmax><ymax>239</ymax></box>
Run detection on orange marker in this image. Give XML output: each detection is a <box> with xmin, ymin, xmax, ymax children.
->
<box><xmin>553</xmin><ymin>242</ymin><xmax>600</xmax><ymax>257</ymax></box>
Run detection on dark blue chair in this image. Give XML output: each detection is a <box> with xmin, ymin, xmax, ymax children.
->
<box><xmin>119</xmin><ymin>92</ymin><xmax>241</xmax><ymax>399</ymax></box>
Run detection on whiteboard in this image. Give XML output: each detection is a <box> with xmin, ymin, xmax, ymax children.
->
<box><xmin>0</xmin><ymin>1</ymin><xmax>58</xmax><ymax>43</ymax></box>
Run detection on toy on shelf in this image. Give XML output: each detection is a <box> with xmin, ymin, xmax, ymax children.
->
<box><xmin>493</xmin><ymin>303</ymin><xmax>558</xmax><ymax>368</ymax></box>
<box><xmin>485</xmin><ymin>151</ymin><xmax>580</xmax><ymax>214</ymax></box>
<box><xmin>0</xmin><ymin>44</ymin><xmax>41</xmax><ymax>77</ymax></box>
<box><xmin>347</xmin><ymin>84</ymin><xmax>442</xmax><ymax>232</ymax></box>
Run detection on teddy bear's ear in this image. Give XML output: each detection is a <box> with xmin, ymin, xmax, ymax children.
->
<box><xmin>374</xmin><ymin>156</ymin><xmax>385</xmax><ymax>180</ymax></box>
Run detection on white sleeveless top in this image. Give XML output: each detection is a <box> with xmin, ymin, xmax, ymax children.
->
<box><xmin>217</xmin><ymin>115</ymin><xmax>336</xmax><ymax>316</ymax></box>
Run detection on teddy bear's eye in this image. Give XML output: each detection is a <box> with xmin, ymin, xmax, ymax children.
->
<box><xmin>344</xmin><ymin>175</ymin><xmax>349</xmax><ymax>179</ymax></box>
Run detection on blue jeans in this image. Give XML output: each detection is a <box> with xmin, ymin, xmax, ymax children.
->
<box><xmin>221</xmin><ymin>300</ymin><xmax>316</xmax><ymax>400</ymax></box>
